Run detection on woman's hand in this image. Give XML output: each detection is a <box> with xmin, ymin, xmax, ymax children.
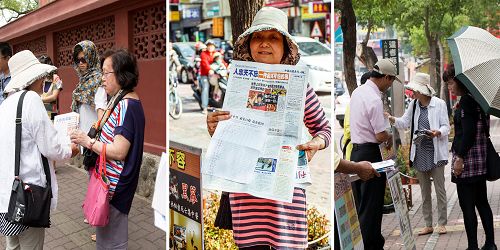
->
<box><xmin>70</xmin><ymin>143</ymin><xmax>80</xmax><ymax>157</ymax></box>
<box><xmin>70</xmin><ymin>129</ymin><xmax>91</xmax><ymax>148</ymax></box>
<box><xmin>296</xmin><ymin>136</ymin><xmax>325</xmax><ymax>162</ymax></box>
<box><xmin>429</xmin><ymin>130</ymin><xmax>442</xmax><ymax>138</ymax></box>
<box><xmin>453</xmin><ymin>157</ymin><xmax>464</xmax><ymax>176</ymax></box>
<box><xmin>206</xmin><ymin>111</ymin><xmax>231</xmax><ymax>136</ymax></box>
<box><xmin>384</xmin><ymin>112</ymin><xmax>395</xmax><ymax>124</ymax></box>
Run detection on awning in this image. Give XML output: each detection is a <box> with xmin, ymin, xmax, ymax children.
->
<box><xmin>197</xmin><ymin>20</ymin><xmax>213</xmax><ymax>30</ymax></box>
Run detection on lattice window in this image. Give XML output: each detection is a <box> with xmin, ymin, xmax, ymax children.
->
<box><xmin>55</xmin><ymin>16</ymin><xmax>115</xmax><ymax>67</ymax></box>
<box><xmin>132</xmin><ymin>3</ymin><xmax>166</xmax><ymax>60</ymax></box>
<box><xmin>13</xmin><ymin>36</ymin><xmax>47</xmax><ymax>58</ymax></box>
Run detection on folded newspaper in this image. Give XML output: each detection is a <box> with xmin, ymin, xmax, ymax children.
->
<box><xmin>202</xmin><ymin>60</ymin><xmax>309</xmax><ymax>202</ymax></box>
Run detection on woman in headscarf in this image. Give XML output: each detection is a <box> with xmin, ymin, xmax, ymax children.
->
<box><xmin>0</xmin><ymin>50</ymin><xmax>78</xmax><ymax>249</ymax></box>
<box><xmin>206</xmin><ymin>7</ymin><xmax>331</xmax><ymax>249</ymax></box>
<box><xmin>72</xmin><ymin>40</ymin><xmax>107</xmax><ymax>134</ymax></box>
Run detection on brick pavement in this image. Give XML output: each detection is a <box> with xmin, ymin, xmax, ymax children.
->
<box><xmin>0</xmin><ymin>164</ymin><xmax>166</xmax><ymax>250</ymax></box>
<box><xmin>381</xmin><ymin>163</ymin><xmax>500</xmax><ymax>249</ymax></box>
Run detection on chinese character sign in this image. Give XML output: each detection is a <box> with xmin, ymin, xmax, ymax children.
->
<box><xmin>381</xmin><ymin>39</ymin><xmax>399</xmax><ymax>74</ymax></box>
<box><xmin>170</xmin><ymin>168</ymin><xmax>202</xmax><ymax>223</ymax></box>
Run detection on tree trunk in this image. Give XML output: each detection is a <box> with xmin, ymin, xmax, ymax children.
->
<box><xmin>437</xmin><ymin>38</ymin><xmax>451</xmax><ymax>114</ymax></box>
<box><xmin>229</xmin><ymin>0</ymin><xmax>265</xmax><ymax>42</ymax></box>
<box><xmin>340</xmin><ymin>0</ymin><xmax>357</xmax><ymax>95</ymax></box>
<box><xmin>358</xmin><ymin>20</ymin><xmax>378</xmax><ymax>70</ymax></box>
<box><xmin>424</xmin><ymin>7</ymin><xmax>438</xmax><ymax>92</ymax></box>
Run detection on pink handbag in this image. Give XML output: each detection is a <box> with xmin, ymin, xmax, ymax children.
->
<box><xmin>82</xmin><ymin>144</ymin><xmax>110</xmax><ymax>227</ymax></box>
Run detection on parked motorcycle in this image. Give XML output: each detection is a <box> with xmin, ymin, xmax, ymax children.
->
<box><xmin>192</xmin><ymin>67</ymin><xmax>228</xmax><ymax>109</ymax></box>
<box><xmin>169</xmin><ymin>70</ymin><xmax>183</xmax><ymax>119</ymax></box>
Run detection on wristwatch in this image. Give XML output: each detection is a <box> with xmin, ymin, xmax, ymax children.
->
<box><xmin>88</xmin><ymin>138</ymin><xmax>97</xmax><ymax>149</ymax></box>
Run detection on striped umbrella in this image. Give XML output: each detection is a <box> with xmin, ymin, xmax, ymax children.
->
<box><xmin>447</xmin><ymin>26</ymin><xmax>500</xmax><ymax>117</ymax></box>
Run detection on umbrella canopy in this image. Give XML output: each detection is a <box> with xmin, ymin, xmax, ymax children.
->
<box><xmin>447</xmin><ymin>26</ymin><xmax>500</xmax><ymax>117</ymax></box>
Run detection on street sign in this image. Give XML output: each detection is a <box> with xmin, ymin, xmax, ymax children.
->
<box><xmin>309</xmin><ymin>2</ymin><xmax>330</xmax><ymax>13</ymax></box>
<box><xmin>310</xmin><ymin>21</ymin><xmax>323</xmax><ymax>38</ymax></box>
<box><xmin>381</xmin><ymin>39</ymin><xmax>399</xmax><ymax>74</ymax></box>
<box><xmin>169</xmin><ymin>141</ymin><xmax>203</xmax><ymax>250</ymax></box>
<box><xmin>212</xmin><ymin>17</ymin><xmax>224</xmax><ymax>37</ymax></box>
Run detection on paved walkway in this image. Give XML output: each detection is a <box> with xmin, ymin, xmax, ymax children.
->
<box><xmin>0</xmin><ymin>164</ymin><xmax>166</xmax><ymax>249</ymax></box>
<box><xmin>381</xmin><ymin>163</ymin><xmax>500</xmax><ymax>249</ymax></box>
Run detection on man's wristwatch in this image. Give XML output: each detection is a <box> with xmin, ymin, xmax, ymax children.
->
<box><xmin>88</xmin><ymin>138</ymin><xmax>97</xmax><ymax>149</ymax></box>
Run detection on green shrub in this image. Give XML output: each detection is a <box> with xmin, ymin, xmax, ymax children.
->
<box><xmin>203</xmin><ymin>193</ymin><xmax>330</xmax><ymax>249</ymax></box>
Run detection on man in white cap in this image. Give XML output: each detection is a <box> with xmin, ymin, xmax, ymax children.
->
<box><xmin>349</xmin><ymin>58</ymin><xmax>401</xmax><ymax>249</ymax></box>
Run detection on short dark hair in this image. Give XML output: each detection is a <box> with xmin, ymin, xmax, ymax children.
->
<box><xmin>0</xmin><ymin>42</ymin><xmax>12</xmax><ymax>58</ymax></box>
<box><xmin>443</xmin><ymin>64</ymin><xmax>469</xmax><ymax>93</ymax></box>
<box><xmin>101</xmin><ymin>49</ymin><xmax>139</xmax><ymax>91</ymax></box>
<box><xmin>370</xmin><ymin>65</ymin><xmax>386</xmax><ymax>78</ymax></box>
<box><xmin>360</xmin><ymin>72</ymin><xmax>371</xmax><ymax>85</ymax></box>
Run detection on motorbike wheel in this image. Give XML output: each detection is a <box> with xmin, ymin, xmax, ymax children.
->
<box><xmin>210</xmin><ymin>90</ymin><xmax>225</xmax><ymax>108</ymax></box>
<box><xmin>169</xmin><ymin>88</ymin><xmax>183</xmax><ymax>119</ymax></box>
<box><xmin>180</xmin><ymin>68</ymin><xmax>189</xmax><ymax>84</ymax></box>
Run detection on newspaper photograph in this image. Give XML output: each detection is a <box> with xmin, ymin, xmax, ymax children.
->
<box><xmin>202</xmin><ymin>60</ymin><xmax>308</xmax><ymax>202</ymax></box>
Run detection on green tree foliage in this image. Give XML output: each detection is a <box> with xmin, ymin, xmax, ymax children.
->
<box><xmin>0</xmin><ymin>0</ymin><xmax>38</xmax><ymax>23</ymax></box>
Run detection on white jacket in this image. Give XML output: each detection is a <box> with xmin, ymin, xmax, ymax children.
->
<box><xmin>393</xmin><ymin>97</ymin><xmax>450</xmax><ymax>164</ymax></box>
<box><xmin>0</xmin><ymin>91</ymin><xmax>72</xmax><ymax>213</ymax></box>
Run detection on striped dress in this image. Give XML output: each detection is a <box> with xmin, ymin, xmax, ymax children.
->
<box><xmin>230</xmin><ymin>85</ymin><xmax>331</xmax><ymax>249</ymax></box>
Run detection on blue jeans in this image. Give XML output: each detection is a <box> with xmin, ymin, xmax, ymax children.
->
<box><xmin>199</xmin><ymin>75</ymin><xmax>209</xmax><ymax>109</ymax></box>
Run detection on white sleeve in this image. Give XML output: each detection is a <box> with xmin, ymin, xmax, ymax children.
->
<box><xmin>94</xmin><ymin>86</ymin><xmax>107</xmax><ymax>111</ymax></box>
<box><xmin>438</xmin><ymin>100</ymin><xmax>451</xmax><ymax>136</ymax></box>
<box><xmin>25</xmin><ymin>91</ymin><xmax>71</xmax><ymax>161</ymax></box>
<box><xmin>394</xmin><ymin>100</ymin><xmax>414</xmax><ymax>129</ymax></box>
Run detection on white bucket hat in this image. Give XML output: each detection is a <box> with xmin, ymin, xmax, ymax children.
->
<box><xmin>233</xmin><ymin>7</ymin><xmax>300</xmax><ymax>65</ymax></box>
<box><xmin>406</xmin><ymin>72</ymin><xmax>436</xmax><ymax>97</ymax></box>
<box><xmin>4</xmin><ymin>50</ymin><xmax>56</xmax><ymax>93</ymax></box>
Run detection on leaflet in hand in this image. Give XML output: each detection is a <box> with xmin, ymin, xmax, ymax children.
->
<box><xmin>54</xmin><ymin>112</ymin><xmax>79</xmax><ymax>144</ymax></box>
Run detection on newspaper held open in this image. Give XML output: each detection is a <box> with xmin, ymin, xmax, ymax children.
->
<box><xmin>202</xmin><ymin>60</ymin><xmax>308</xmax><ymax>202</ymax></box>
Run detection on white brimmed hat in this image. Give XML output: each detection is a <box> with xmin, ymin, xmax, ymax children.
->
<box><xmin>233</xmin><ymin>7</ymin><xmax>300</xmax><ymax>65</ymax></box>
<box><xmin>4</xmin><ymin>50</ymin><xmax>56</xmax><ymax>93</ymax></box>
<box><xmin>406</xmin><ymin>73</ymin><xmax>436</xmax><ymax>97</ymax></box>
<box><xmin>373</xmin><ymin>59</ymin><xmax>403</xmax><ymax>83</ymax></box>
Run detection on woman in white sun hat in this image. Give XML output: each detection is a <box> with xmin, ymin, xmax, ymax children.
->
<box><xmin>206</xmin><ymin>7</ymin><xmax>331</xmax><ymax>250</ymax></box>
<box><xmin>386</xmin><ymin>72</ymin><xmax>450</xmax><ymax>236</ymax></box>
<box><xmin>0</xmin><ymin>50</ymin><xmax>79</xmax><ymax>249</ymax></box>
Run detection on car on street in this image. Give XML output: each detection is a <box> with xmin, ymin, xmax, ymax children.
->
<box><xmin>334</xmin><ymin>80</ymin><xmax>350</xmax><ymax>128</ymax></box>
<box><xmin>294</xmin><ymin>36</ymin><xmax>332</xmax><ymax>92</ymax></box>
<box><xmin>172</xmin><ymin>42</ymin><xmax>196</xmax><ymax>84</ymax></box>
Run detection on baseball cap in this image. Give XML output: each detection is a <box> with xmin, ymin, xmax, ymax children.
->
<box><xmin>373</xmin><ymin>59</ymin><xmax>402</xmax><ymax>83</ymax></box>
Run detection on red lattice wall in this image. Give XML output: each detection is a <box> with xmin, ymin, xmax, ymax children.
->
<box><xmin>55</xmin><ymin>16</ymin><xmax>116</xmax><ymax>67</ymax></box>
<box><xmin>13</xmin><ymin>36</ymin><xmax>47</xmax><ymax>58</ymax></box>
<box><xmin>132</xmin><ymin>3</ymin><xmax>166</xmax><ymax>60</ymax></box>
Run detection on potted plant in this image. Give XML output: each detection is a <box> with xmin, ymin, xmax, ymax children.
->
<box><xmin>395</xmin><ymin>145</ymin><xmax>419</xmax><ymax>185</ymax></box>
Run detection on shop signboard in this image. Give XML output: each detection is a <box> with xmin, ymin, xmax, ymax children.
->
<box><xmin>212</xmin><ymin>17</ymin><xmax>224</xmax><ymax>37</ymax></box>
<box><xmin>381</xmin><ymin>39</ymin><xmax>399</xmax><ymax>74</ymax></box>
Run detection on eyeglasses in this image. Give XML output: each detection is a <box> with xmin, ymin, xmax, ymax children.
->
<box><xmin>103</xmin><ymin>71</ymin><xmax>114</xmax><ymax>77</ymax></box>
<box><xmin>76</xmin><ymin>57</ymin><xmax>87</xmax><ymax>64</ymax></box>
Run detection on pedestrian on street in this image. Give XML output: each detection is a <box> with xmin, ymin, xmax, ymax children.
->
<box><xmin>0</xmin><ymin>50</ymin><xmax>79</xmax><ymax>250</ymax></box>
<box><xmin>199</xmin><ymin>39</ymin><xmax>217</xmax><ymax>114</ymax></box>
<box><xmin>0</xmin><ymin>42</ymin><xmax>12</xmax><ymax>106</ymax></box>
<box><xmin>444</xmin><ymin>64</ymin><xmax>497</xmax><ymax>250</ymax></box>
<box><xmin>334</xmin><ymin>145</ymin><xmax>380</xmax><ymax>250</ymax></box>
<box><xmin>206</xmin><ymin>7</ymin><xmax>331</xmax><ymax>249</ymax></box>
<box><xmin>70</xmin><ymin>49</ymin><xmax>145</xmax><ymax>250</ymax></box>
<box><xmin>341</xmin><ymin>71</ymin><xmax>371</xmax><ymax>160</ymax></box>
<box><xmin>349</xmin><ymin>58</ymin><xmax>399</xmax><ymax>250</ymax></box>
<box><xmin>386</xmin><ymin>72</ymin><xmax>450</xmax><ymax>235</ymax></box>
<box><xmin>38</xmin><ymin>55</ymin><xmax>63</xmax><ymax>120</ymax></box>
<box><xmin>71</xmin><ymin>40</ymin><xmax>107</xmax><ymax>135</ymax></box>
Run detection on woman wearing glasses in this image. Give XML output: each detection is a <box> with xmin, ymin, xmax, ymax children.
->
<box><xmin>72</xmin><ymin>40</ymin><xmax>107</xmax><ymax>134</ymax></box>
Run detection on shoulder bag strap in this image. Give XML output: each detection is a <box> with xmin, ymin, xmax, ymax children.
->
<box><xmin>408</xmin><ymin>99</ymin><xmax>417</xmax><ymax>167</ymax></box>
<box><xmin>15</xmin><ymin>91</ymin><xmax>51</xmax><ymax>186</ymax></box>
<box><xmin>14</xmin><ymin>91</ymin><xmax>28</xmax><ymax>177</ymax></box>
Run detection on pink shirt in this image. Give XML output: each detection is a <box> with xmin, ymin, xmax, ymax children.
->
<box><xmin>349</xmin><ymin>80</ymin><xmax>387</xmax><ymax>144</ymax></box>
